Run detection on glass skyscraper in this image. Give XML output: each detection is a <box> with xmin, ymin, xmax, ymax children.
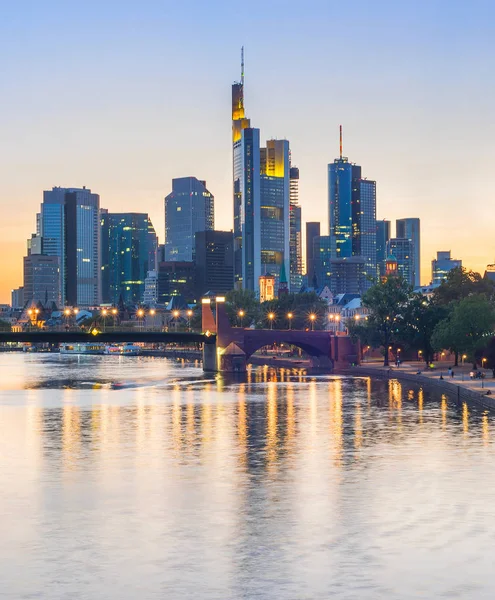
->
<box><xmin>431</xmin><ymin>251</ymin><xmax>462</xmax><ymax>285</ymax></box>
<box><xmin>101</xmin><ymin>213</ymin><xmax>157</xmax><ymax>305</ymax></box>
<box><xmin>396</xmin><ymin>218</ymin><xmax>421</xmax><ymax>286</ymax></box>
<box><xmin>289</xmin><ymin>166</ymin><xmax>303</xmax><ymax>291</ymax></box>
<box><xmin>376</xmin><ymin>219</ymin><xmax>391</xmax><ymax>278</ymax></box>
<box><xmin>164</xmin><ymin>177</ymin><xmax>214</xmax><ymax>262</ymax></box>
<box><xmin>387</xmin><ymin>238</ymin><xmax>414</xmax><ymax>285</ymax></box>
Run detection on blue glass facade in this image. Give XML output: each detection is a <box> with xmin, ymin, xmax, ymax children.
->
<box><xmin>376</xmin><ymin>219</ymin><xmax>391</xmax><ymax>278</ymax></box>
<box><xmin>396</xmin><ymin>218</ymin><xmax>421</xmax><ymax>286</ymax></box>
<box><xmin>387</xmin><ymin>238</ymin><xmax>414</xmax><ymax>285</ymax></box>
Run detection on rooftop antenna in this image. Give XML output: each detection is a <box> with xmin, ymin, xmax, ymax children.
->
<box><xmin>241</xmin><ymin>46</ymin><xmax>244</xmax><ymax>86</ymax></box>
<box><xmin>339</xmin><ymin>125</ymin><xmax>343</xmax><ymax>159</ymax></box>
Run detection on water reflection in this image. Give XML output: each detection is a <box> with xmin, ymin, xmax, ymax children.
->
<box><xmin>0</xmin><ymin>354</ymin><xmax>495</xmax><ymax>599</ymax></box>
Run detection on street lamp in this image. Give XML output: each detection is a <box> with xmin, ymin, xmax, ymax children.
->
<box><xmin>482</xmin><ymin>357</ymin><xmax>487</xmax><ymax>369</ymax></box>
<box><xmin>287</xmin><ymin>312</ymin><xmax>293</xmax><ymax>330</ymax></box>
<box><xmin>187</xmin><ymin>309</ymin><xmax>193</xmax><ymax>331</ymax></box>
<box><xmin>149</xmin><ymin>308</ymin><xmax>156</xmax><ymax>330</ymax></box>
<box><xmin>354</xmin><ymin>314</ymin><xmax>360</xmax><ymax>321</ymax></box>
<box><xmin>238</xmin><ymin>309</ymin><xmax>245</xmax><ymax>328</ymax></box>
<box><xmin>173</xmin><ymin>309</ymin><xmax>180</xmax><ymax>331</ymax></box>
<box><xmin>462</xmin><ymin>354</ymin><xmax>467</xmax><ymax>365</ymax></box>
<box><xmin>101</xmin><ymin>308</ymin><xmax>108</xmax><ymax>332</ymax></box>
<box><xmin>268</xmin><ymin>312</ymin><xmax>275</xmax><ymax>330</ymax></box>
<box><xmin>309</xmin><ymin>313</ymin><xmax>316</xmax><ymax>331</ymax></box>
<box><xmin>136</xmin><ymin>308</ymin><xmax>144</xmax><ymax>330</ymax></box>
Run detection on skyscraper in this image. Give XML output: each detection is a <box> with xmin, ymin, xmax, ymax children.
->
<box><xmin>194</xmin><ymin>230</ymin><xmax>234</xmax><ymax>298</ymax></box>
<box><xmin>431</xmin><ymin>251</ymin><xmax>462</xmax><ymax>285</ymax></box>
<box><xmin>232</xmin><ymin>54</ymin><xmax>291</xmax><ymax>295</ymax></box>
<box><xmin>305</xmin><ymin>222</ymin><xmax>320</xmax><ymax>283</ymax></box>
<box><xmin>40</xmin><ymin>187</ymin><xmax>101</xmax><ymax>306</ymax></box>
<box><xmin>164</xmin><ymin>177</ymin><xmax>214</xmax><ymax>262</ymax></box>
<box><xmin>396</xmin><ymin>218</ymin><xmax>421</xmax><ymax>286</ymax></box>
<box><xmin>376</xmin><ymin>219</ymin><xmax>391</xmax><ymax>278</ymax></box>
<box><xmin>328</xmin><ymin>128</ymin><xmax>376</xmax><ymax>285</ymax></box>
<box><xmin>289</xmin><ymin>166</ymin><xmax>303</xmax><ymax>291</ymax></box>
<box><xmin>101</xmin><ymin>213</ymin><xmax>158</xmax><ymax>305</ymax></box>
<box><xmin>23</xmin><ymin>255</ymin><xmax>60</xmax><ymax>306</ymax></box>
<box><xmin>387</xmin><ymin>238</ymin><xmax>414</xmax><ymax>285</ymax></box>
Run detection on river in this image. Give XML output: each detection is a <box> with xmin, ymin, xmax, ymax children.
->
<box><xmin>0</xmin><ymin>352</ymin><xmax>494</xmax><ymax>599</ymax></box>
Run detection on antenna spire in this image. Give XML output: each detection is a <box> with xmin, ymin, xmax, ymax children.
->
<box><xmin>339</xmin><ymin>125</ymin><xmax>343</xmax><ymax>159</ymax></box>
<box><xmin>241</xmin><ymin>46</ymin><xmax>244</xmax><ymax>86</ymax></box>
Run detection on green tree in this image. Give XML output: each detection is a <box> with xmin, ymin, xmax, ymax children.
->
<box><xmin>0</xmin><ymin>319</ymin><xmax>11</xmax><ymax>332</ymax></box>
<box><xmin>362</xmin><ymin>276</ymin><xmax>413</xmax><ymax>366</ymax></box>
<box><xmin>433</xmin><ymin>267</ymin><xmax>495</xmax><ymax>306</ymax></box>
<box><xmin>225</xmin><ymin>289</ymin><xmax>260</xmax><ymax>328</ymax></box>
<box><xmin>261</xmin><ymin>292</ymin><xmax>328</xmax><ymax>330</ymax></box>
<box><xmin>432</xmin><ymin>295</ymin><xmax>495</xmax><ymax>368</ymax></box>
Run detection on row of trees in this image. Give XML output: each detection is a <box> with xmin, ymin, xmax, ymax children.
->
<box><xmin>349</xmin><ymin>267</ymin><xmax>495</xmax><ymax>369</ymax></box>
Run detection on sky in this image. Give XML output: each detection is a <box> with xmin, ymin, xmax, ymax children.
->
<box><xmin>1</xmin><ymin>0</ymin><xmax>494</xmax><ymax>302</ymax></box>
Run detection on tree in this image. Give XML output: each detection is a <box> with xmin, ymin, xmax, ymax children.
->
<box><xmin>225</xmin><ymin>289</ymin><xmax>260</xmax><ymax>328</ymax></box>
<box><xmin>475</xmin><ymin>337</ymin><xmax>495</xmax><ymax>378</ymax></box>
<box><xmin>433</xmin><ymin>267</ymin><xmax>495</xmax><ymax>306</ymax></box>
<box><xmin>362</xmin><ymin>276</ymin><xmax>413</xmax><ymax>366</ymax></box>
<box><xmin>261</xmin><ymin>292</ymin><xmax>328</xmax><ymax>330</ymax></box>
<box><xmin>0</xmin><ymin>319</ymin><xmax>11</xmax><ymax>332</ymax></box>
<box><xmin>432</xmin><ymin>295</ymin><xmax>495</xmax><ymax>368</ymax></box>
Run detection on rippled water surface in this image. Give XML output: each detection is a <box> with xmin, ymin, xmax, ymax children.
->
<box><xmin>1</xmin><ymin>353</ymin><xmax>495</xmax><ymax>599</ymax></box>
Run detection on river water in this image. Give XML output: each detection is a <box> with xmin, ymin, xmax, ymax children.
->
<box><xmin>1</xmin><ymin>353</ymin><xmax>494</xmax><ymax>599</ymax></box>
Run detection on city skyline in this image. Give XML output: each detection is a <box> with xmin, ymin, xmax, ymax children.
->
<box><xmin>1</xmin><ymin>0</ymin><xmax>494</xmax><ymax>302</ymax></box>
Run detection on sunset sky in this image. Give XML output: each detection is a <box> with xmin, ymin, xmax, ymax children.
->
<box><xmin>1</xmin><ymin>0</ymin><xmax>494</xmax><ymax>302</ymax></box>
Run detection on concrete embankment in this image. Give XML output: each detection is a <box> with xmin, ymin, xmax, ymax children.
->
<box><xmin>348</xmin><ymin>366</ymin><xmax>495</xmax><ymax>411</ymax></box>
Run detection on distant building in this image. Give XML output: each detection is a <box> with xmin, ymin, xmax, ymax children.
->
<box><xmin>194</xmin><ymin>230</ymin><xmax>234</xmax><ymax>298</ymax></box>
<box><xmin>259</xmin><ymin>274</ymin><xmax>275</xmax><ymax>303</ymax></box>
<box><xmin>396</xmin><ymin>218</ymin><xmax>421</xmax><ymax>286</ymax></box>
<box><xmin>11</xmin><ymin>287</ymin><xmax>24</xmax><ymax>310</ymax></box>
<box><xmin>329</xmin><ymin>257</ymin><xmax>368</xmax><ymax>295</ymax></box>
<box><xmin>305</xmin><ymin>222</ymin><xmax>320</xmax><ymax>283</ymax></box>
<box><xmin>431</xmin><ymin>251</ymin><xmax>462</xmax><ymax>285</ymax></box>
<box><xmin>387</xmin><ymin>238</ymin><xmax>414</xmax><ymax>285</ymax></box>
<box><xmin>313</xmin><ymin>235</ymin><xmax>333</xmax><ymax>289</ymax></box>
<box><xmin>143</xmin><ymin>271</ymin><xmax>158</xmax><ymax>306</ymax></box>
<box><xmin>23</xmin><ymin>254</ymin><xmax>60</xmax><ymax>306</ymax></box>
<box><xmin>101</xmin><ymin>213</ymin><xmax>157</xmax><ymax>305</ymax></box>
<box><xmin>289</xmin><ymin>166</ymin><xmax>303</xmax><ymax>291</ymax></box>
<box><xmin>485</xmin><ymin>262</ymin><xmax>495</xmax><ymax>283</ymax></box>
<box><xmin>376</xmin><ymin>220</ymin><xmax>391</xmax><ymax>278</ymax></box>
<box><xmin>157</xmin><ymin>262</ymin><xmax>196</xmax><ymax>305</ymax></box>
<box><xmin>164</xmin><ymin>177</ymin><xmax>214</xmax><ymax>262</ymax></box>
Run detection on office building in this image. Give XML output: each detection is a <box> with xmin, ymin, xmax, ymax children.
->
<box><xmin>164</xmin><ymin>177</ymin><xmax>214</xmax><ymax>262</ymax></box>
<box><xmin>194</xmin><ymin>230</ymin><xmax>234</xmax><ymax>298</ymax></box>
<box><xmin>259</xmin><ymin>273</ymin><xmax>275</xmax><ymax>303</ymax></box>
<box><xmin>431</xmin><ymin>251</ymin><xmax>462</xmax><ymax>285</ymax></box>
<box><xmin>143</xmin><ymin>271</ymin><xmax>158</xmax><ymax>306</ymax></box>
<box><xmin>11</xmin><ymin>287</ymin><xmax>25</xmax><ymax>310</ymax></box>
<box><xmin>329</xmin><ymin>257</ymin><xmax>368</xmax><ymax>295</ymax></box>
<box><xmin>157</xmin><ymin>262</ymin><xmax>196</xmax><ymax>305</ymax></box>
<box><xmin>396</xmin><ymin>218</ymin><xmax>421</xmax><ymax>286</ymax></box>
<box><xmin>313</xmin><ymin>235</ymin><xmax>333</xmax><ymax>289</ymax></box>
<box><xmin>23</xmin><ymin>254</ymin><xmax>60</xmax><ymax>306</ymax></box>
<box><xmin>289</xmin><ymin>166</ymin><xmax>303</xmax><ymax>291</ymax></box>
<box><xmin>101</xmin><ymin>213</ymin><xmax>158</xmax><ymax>305</ymax></box>
<box><xmin>376</xmin><ymin>219</ymin><xmax>391</xmax><ymax>278</ymax></box>
<box><xmin>305</xmin><ymin>222</ymin><xmax>320</xmax><ymax>283</ymax></box>
<box><xmin>387</xmin><ymin>238</ymin><xmax>414</xmax><ymax>285</ymax></box>
<box><xmin>40</xmin><ymin>186</ymin><xmax>101</xmax><ymax>306</ymax></box>
<box><xmin>328</xmin><ymin>129</ymin><xmax>376</xmax><ymax>281</ymax></box>
<box><xmin>485</xmin><ymin>262</ymin><xmax>495</xmax><ymax>283</ymax></box>
<box><xmin>232</xmin><ymin>53</ymin><xmax>290</xmax><ymax>295</ymax></box>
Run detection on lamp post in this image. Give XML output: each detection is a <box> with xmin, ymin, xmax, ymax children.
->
<box><xmin>101</xmin><ymin>308</ymin><xmax>108</xmax><ymax>332</ymax></box>
<box><xmin>149</xmin><ymin>308</ymin><xmax>156</xmax><ymax>330</ymax></box>
<box><xmin>309</xmin><ymin>313</ymin><xmax>316</xmax><ymax>331</ymax></box>
<box><xmin>238</xmin><ymin>309</ymin><xmax>245</xmax><ymax>328</ymax></box>
<box><xmin>268</xmin><ymin>312</ymin><xmax>275</xmax><ymax>330</ymax></box>
<box><xmin>112</xmin><ymin>307</ymin><xmax>118</xmax><ymax>328</ymax></box>
<box><xmin>173</xmin><ymin>309</ymin><xmax>180</xmax><ymax>332</ymax></box>
<box><xmin>462</xmin><ymin>354</ymin><xmax>467</xmax><ymax>365</ymax></box>
<box><xmin>287</xmin><ymin>312</ymin><xmax>293</xmax><ymax>330</ymax></box>
<box><xmin>187</xmin><ymin>309</ymin><xmax>193</xmax><ymax>331</ymax></box>
<box><xmin>137</xmin><ymin>308</ymin><xmax>144</xmax><ymax>330</ymax></box>
<box><xmin>64</xmin><ymin>307</ymin><xmax>71</xmax><ymax>331</ymax></box>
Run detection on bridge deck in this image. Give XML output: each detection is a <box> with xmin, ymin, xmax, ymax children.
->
<box><xmin>0</xmin><ymin>331</ymin><xmax>215</xmax><ymax>344</ymax></box>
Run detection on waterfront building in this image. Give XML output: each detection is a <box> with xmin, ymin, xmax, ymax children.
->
<box><xmin>431</xmin><ymin>251</ymin><xmax>462</xmax><ymax>285</ymax></box>
<box><xmin>376</xmin><ymin>219</ymin><xmax>391</xmax><ymax>278</ymax></box>
<box><xmin>101</xmin><ymin>213</ymin><xmax>157</xmax><ymax>305</ymax></box>
<box><xmin>164</xmin><ymin>177</ymin><xmax>214</xmax><ymax>262</ymax></box>
<box><xmin>40</xmin><ymin>186</ymin><xmax>101</xmax><ymax>306</ymax></box>
<box><xmin>289</xmin><ymin>166</ymin><xmax>303</xmax><ymax>291</ymax></box>
<box><xmin>259</xmin><ymin>273</ymin><xmax>275</xmax><ymax>303</ymax></box>
<box><xmin>396</xmin><ymin>218</ymin><xmax>421</xmax><ymax>286</ymax></box>
<box><xmin>387</xmin><ymin>238</ymin><xmax>414</xmax><ymax>285</ymax></box>
<box><xmin>194</xmin><ymin>230</ymin><xmax>234</xmax><ymax>298</ymax></box>
<box><xmin>328</xmin><ymin>128</ymin><xmax>376</xmax><ymax>281</ymax></box>
<box><xmin>157</xmin><ymin>262</ymin><xmax>196</xmax><ymax>305</ymax></box>
<box><xmin>305</xmin><ymin>222</ymin><xmax>320</xmax><ymax>283</ymax></box>
<box><xmin>23</xmin><ymin>254</ymin><xmax>60</xmax><ymax>306</ymax></box>
<box><xmin>143</xmin><ymin>271</ymin><xmax>158</xmax><ymax>306</ymax></box>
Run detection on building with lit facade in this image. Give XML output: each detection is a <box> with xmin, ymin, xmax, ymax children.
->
<box><xmin>143</xmin><ymin>271</ymin><xmax>158</xmax><ymax>306</ymax></box>
<box><xmin>157</xmin><ymin>262</ymin><xmax>196</xmax><ymax>305</ymax></box>
<box><xmin>101</xmin><ymin>213</ymin><xmax>158</xmax><ymax>305</ymax></box>
<box><xmin>396</xmin><ymin>218</ymin><xmax>420</xmax><ymax>286</ymax></box>
<box><xmin>431</xmin><ymin>251</ymin><xmax>462</xmax><ymax>285</ymax></box>
<box><xmin>387</xmin><ymin>238</ymin><xmax>414</xmax><ymax>285</ymax></box>
<box><xmin>376</xmin><ymin>219</ymin><xmax>391</xmax><ymax>278</ymax></box>
<box><xmin>164</xmin><ymin>177</ymin><xmax>214</xmax><ymax>262</ymax></box>
<box><xmin>305</xmin><ymin>222</ymin><xmax>320</xmax><ymax>283</ymax></box>
<box><xmin>40</xmin><ymin>186</ymin><xmax>101</xmax><ymax>306</ymax></box>
<box><xmin>23</xmin><ymin>254</ymin><xmax>60</xmax><ymax>306</ymax></box>
<box><xmin>194</xmin><ymin>230</ymin><xmax>234</xmax><ymax>298</ymax></box>
<box><xmin>259</xmin><ymin>273</ymin><xmax>275</xmax><ymax>303</ymax></box>
<box><xmin>232</xmin><ymin>53</ymin><xmax>291</xmax><ymax>296</ymax></box>
<box><xmin>328</xmin><ymin>139</ymin><xmax>376</xmax><ymax>282</ymax></box>
<box><xmin>289</xmin><ymin>166</ymin><xmax>302</xmax><ymax>291</ymax></box>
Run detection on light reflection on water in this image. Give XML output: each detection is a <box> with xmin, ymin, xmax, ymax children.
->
<box><xmin>0</xmin><ymin>353</ymin><xmax>495</xmax><ymax>599</ymax></box>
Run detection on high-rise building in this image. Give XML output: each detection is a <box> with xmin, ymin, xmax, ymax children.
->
<box><xmin>329</xmin><ymin>257</ymin><xmax>368</xmax><ymax>295</ymax></box>
<box><xmin>101</xmin><ymin>213</ymin><xmax>157</xmax><ymax>305</ymax></box>
<box><xmin>157</xmin><ymin>262</ymin><xmax>196</xmax><ymax>305</ymax></box>
<box><xmin>328</xmin><ymin>128</ymin><xmax>376</xmax><ymax>282</ymax></box>
<box><xmin>164</xmin><ymin>177</ymin><xmax>214</xmax><ymax>262</ymax></box>
<box><xmin>232</xmin><ymin>52</ymin><xmax>291</xmax><ymax>295</ymax></box>
<box><xmin>194</xmin><ymin>230</ymin><xmax>234</xmax><ymax>299</ymax></box>
<box><xmin>143</xmin><ymin>271</ymin><xmax>158</xmax><ymax>306</ymax></box>
<box><xmin>485</xmin><ymin>262</ymin><xmax>495</xmax><ymax>283</ymax></box>
<box><xmin>376</xmin><ymin>219</ymin><xmax>391</xmax><ymax>278</ymax></box>
<box><xmin>289</xmin><ymin>166</ymin><xmax>302</xmax><ymax>291</ymax></box>
<box><xmin>431</xmin><ymin>251</ymin><xmax>462</xmax><ymax>285</ymax></box>
<box><xmin>305</xmin><ymin>222</ymin><xmax>320</xmax><ymax>283</ymax></box>
<box><xmin>396</xmin><ymin>218</ymin><xmax>420</xmax><ymax>286</ymax></box>
<box><xmin>23</xmin><ymin>254</ymin><xmax>60</xmax><ymax>306</ymax></box>
<box><xmin>387</xmin><ymin>238</ymin><xmax>414</xmax><ymax>285</ymax></box>
<box><xmin>259</xmin><ymin>273</ymin><xmax>275</xmax><ymax>303</ymax></box>
<box><xmin>11</xmin><ymin>287</ymin><xmax>24</xmax><ymax>310</ymax></box>
<box><xmin>313</xmin><ymin>235</ymin><xmax>332</xmax><ymax>289</ymax></box>
<box><xmin>40</xmin><ymin>187</ymin><xmax>101</xmax><ymax>306</ymax></box>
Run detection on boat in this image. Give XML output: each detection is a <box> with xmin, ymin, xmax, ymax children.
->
<box><xmin>104</xmin><ymin>343</ymin><xmax>141</xmax><ymax>356</ymax></box>
<box><xmin>60</xmin><ymin>342</ymin><xmax>106</xmax><ymax>355</ymax></box>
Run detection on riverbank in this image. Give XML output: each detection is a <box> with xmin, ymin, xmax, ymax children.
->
<box><xmin>349</xmin><ymin>362</ymin><xmax>495</xmax><ymax>411</ymax></box>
